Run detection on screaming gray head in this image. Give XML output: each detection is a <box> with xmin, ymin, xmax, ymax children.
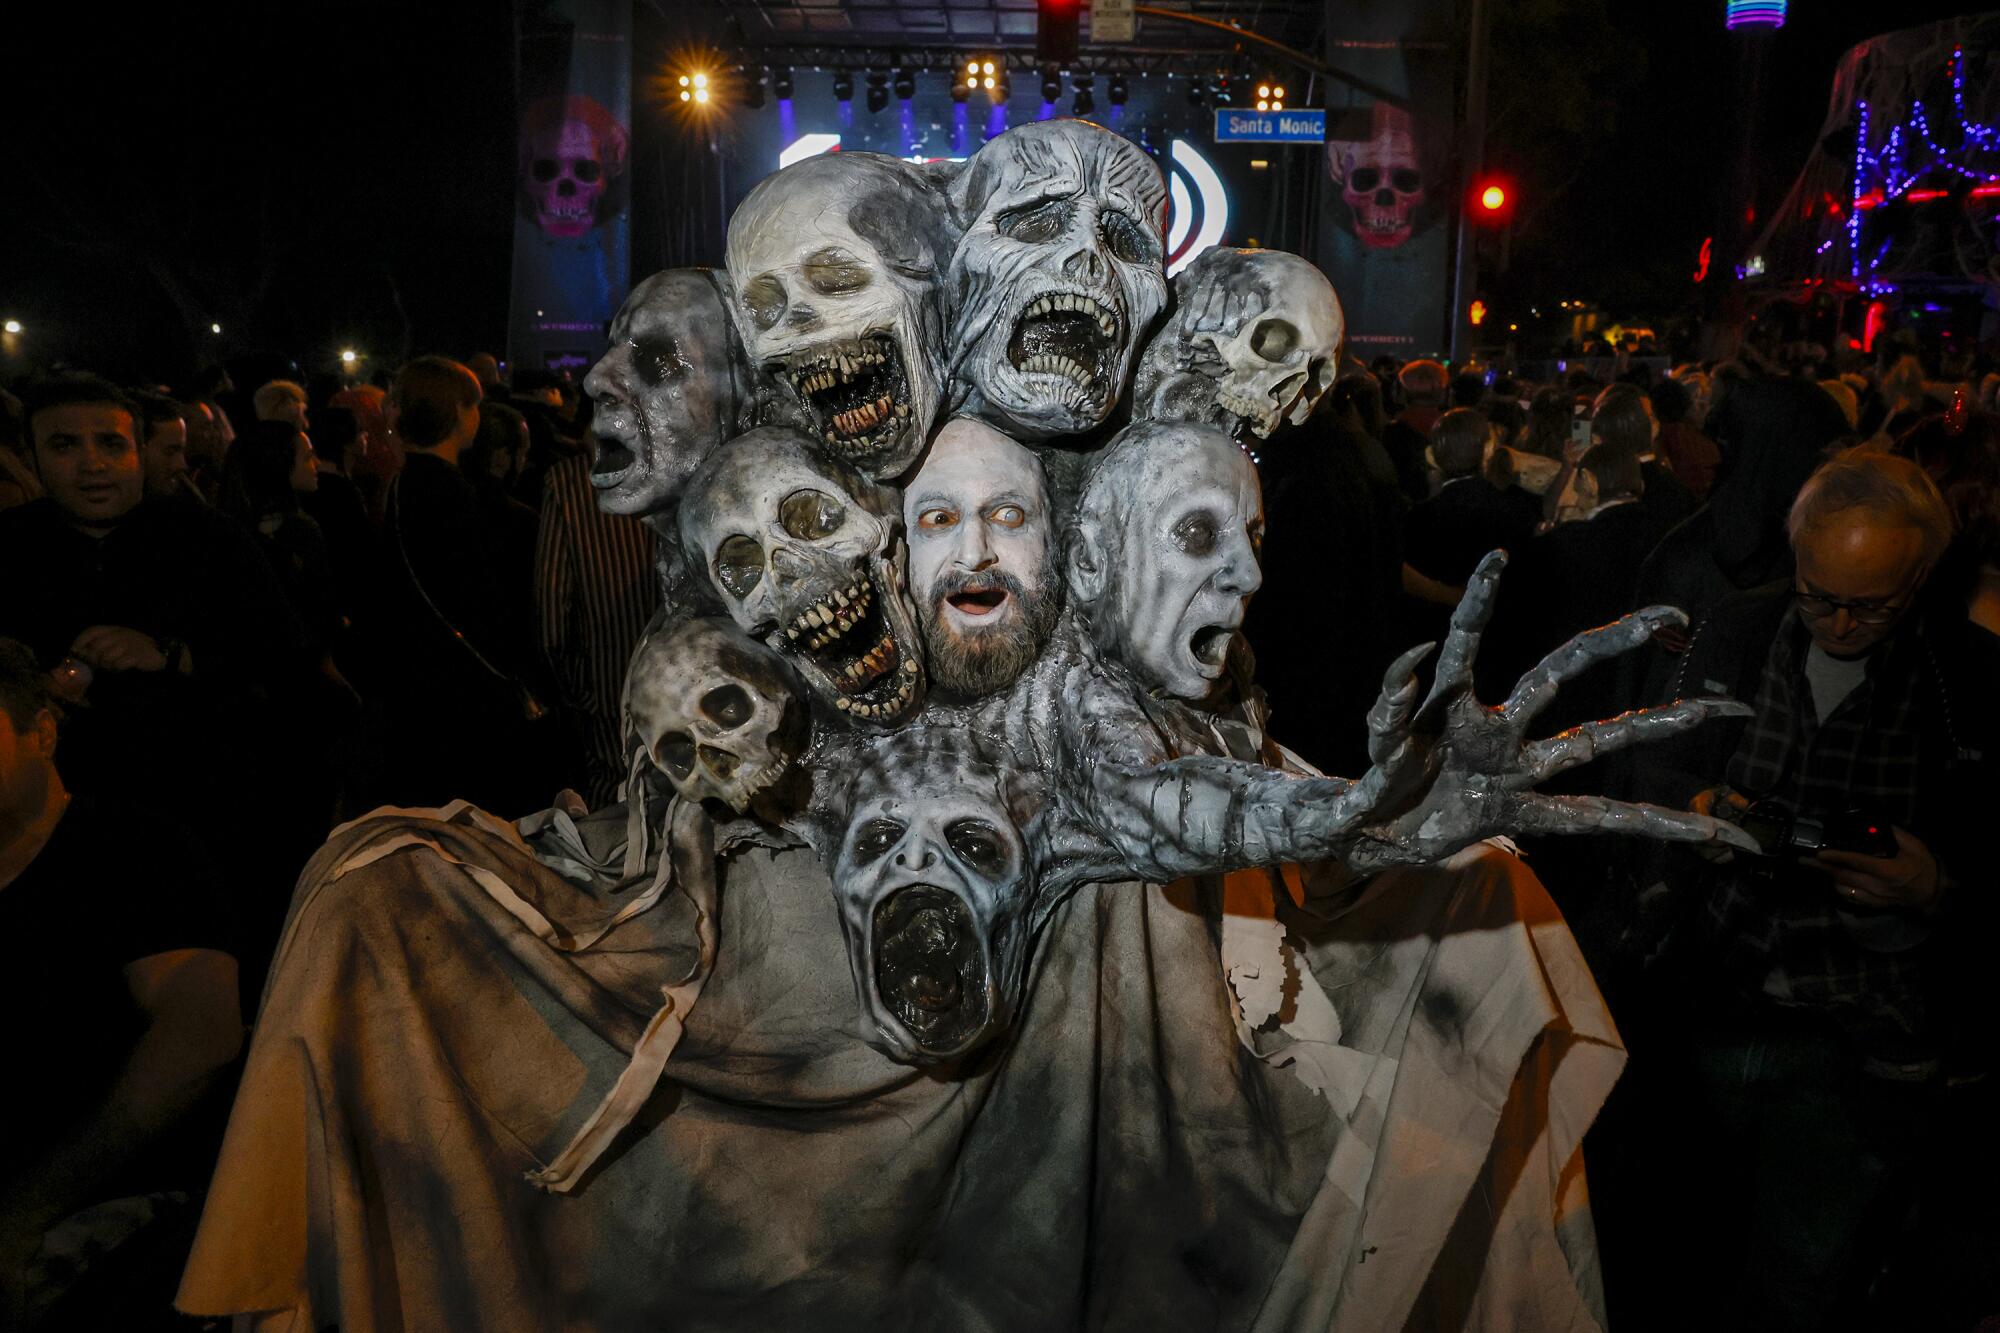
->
<box><xmin>945</xmin><ymin>120</ymin><xmax>1169</xmax><ymax>440</ymax></box>
<box><xmin>1132</xmin><ymin>247</ymin><xmax>1345</xmax><ymax>439</ymax></box>
<box><xmin>726</xmin><ymin>152</ymin><xmax>956</xmax><ymax>480</ymax></box>
<box><xmin>679</xmin><ymin>426</ymin><xmax>927</xmax><ymax>725</ymax></box>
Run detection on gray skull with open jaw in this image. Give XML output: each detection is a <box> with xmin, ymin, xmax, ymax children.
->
<box><xmin>1067</xmin><ymin>421</ymin><xmax>1264</xmax><ymax>702</ymax></box>
<box><xmin>679</xmin><ymin>427</ymin><xmax>926</xmax><ymax>725</ymax></box>
<box><xmin>583</xmin><ymin>269</ymin><xmax>757</xmax><ymax>517</ymax></box>
<box><xmin>945</xmin><ymin>120</ymin><xmax>1169</xmax><ymax>441</ymax></box>
<box><xmin>726</xmin><ymin>152</ymin><xmax>954</xmax><ymax>481</ymax></box>
<box><xmin>833</xmin><ymin>728</ymin><xmax>1045</xmax><ymax>1063</ymax></box>
<box><xmin>623</xmin><ymin>615</ymin><xmax>811</xmax><ymax>815</ymax></box>
<box><xmin>1132</xmin><ymin>247</ymin><xmax>1345</xmax><ymax>440</ymax></box>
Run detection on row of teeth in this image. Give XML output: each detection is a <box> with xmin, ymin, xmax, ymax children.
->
<box><xmin>786</xmin><ymin>342</ymin><xmax>888</xmax><ymax>379</ymax></box>
<box><xmin>785</xmin><ymin>576</ymin><xmax>871</xmax><ymax>646</ymax></box>
<box><xmin>833</xmin><ymin>395</ymin><xmax>903</xmax><ymax>437</ymax></box>
<box><xmin>835</xmin><ymin>659</ymin><xmax>921</xmax><ymax>718</ymax></box>
<box><xmin>1022</xmin><ymin>292</ymin><xmax>1117</xmax><ymax>339</ymax></box>
<box><xmin>1017</xmin><ymin>353</ymin><xmax>1096</xmax><ymax>392</ymax></box>
<box><xmin>1217</xmin><ymin>390</ymin><xmax>1277</xmax><ymax>425</ymax></box>
<box><xmin>840</xmin><ymin>635</ymin><xmax>901</xmax><ymax>684</ymax></box>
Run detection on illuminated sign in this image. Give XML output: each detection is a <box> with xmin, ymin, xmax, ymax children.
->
<box><xmin>1165</xmin><ymin>139</ymin><xmax>1228</xmax><ymax>276</ymax></box>
<box><xmin>1213</xmin><ymin>108</ymin><xmax>1326</xmax><ymax>144</ymax></box>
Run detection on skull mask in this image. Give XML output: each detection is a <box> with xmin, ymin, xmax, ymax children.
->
<box><xmin>1067</xmin><ymin>422</ymin><xmax>1264</xmax><ymax>701</ymax></box>
<box><xmin>622</xmin><ymin>616</ymin><xmax>810</xmax><ymax>813</ymax></box>
<box><xmin>945</xmin><ymin>121</ymin><xmax>1169</xmax><ymax>441</ymax></box>
<box><xmin>1133</xmin><ymin>248</ymin><xmax>1346</xmax><ymax>439</ymax></box>
<box><xmin>519</xmin><ymin>94</ymin><xmax>629</xmax><ymax>239</ymax></box>
<box><xmin>1330</xmin><ymin>103</ymin><xmax>1424</xmax><ymax>251</ymax></box>
<box><xmin>583</xmin><ymin>269</ymin><xmax>755</xmax><ymax>517</ymax></box>
<box><xmin>833</xmin><ymin>730</ymin><xmax>1045</xmax><ymax>1064</ymax></box>
<box><xmin>726</xmin><ymin>153</ymin><xmax>955</xmax><ymax>480</ymax></box>
<box><xmin>680</xmin><ymin>427</ymin><xmax>926</xmax><ymax>724</ymax></box>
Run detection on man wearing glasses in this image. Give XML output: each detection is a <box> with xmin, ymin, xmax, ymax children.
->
<box><xmin>1618</xmin><ymin>450</ymin><xmax>1991</xmax><ymax>1329</ymax></box>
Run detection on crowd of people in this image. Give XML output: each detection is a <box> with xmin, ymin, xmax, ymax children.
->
<box><xmin>1</xmin><ymin>324</ymin><xmax>1997</xmax><ymax>1327</ymax></box>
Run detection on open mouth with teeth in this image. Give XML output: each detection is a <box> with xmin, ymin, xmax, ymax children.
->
<box><xmin>779</xmin><ymin>333</ymin><xmax>916</xmax><ymax>469</ymax></box>
<box><xmin>1006</xmin><ymin>291</ymin><xmax>1121</xmax><ymax>410</ymax></box>
<box><xmin>780</xmin><ymin>569</ymin><xmax>923</xmax><ymax>722</ymax></box>
<box><xmin>871</xmin><ymin>885</ymin><xmax>991</xmax><ymax>1058</ymax></box>
<box><xmin>1189</xmin><ymin>623</ymin><xmax>1237</xmax><ymax>675</ymax></box>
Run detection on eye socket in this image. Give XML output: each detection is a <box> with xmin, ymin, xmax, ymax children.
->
<box><xmin>1100</xmin><ymin>210</ymin><xmax>1153</xmax><ymax>264</ymax></box>
<box><xmin>715</xmin><ymin>534</ymin><xmax>765</xmax><ymax>600</ymax></box>
<box><xmin>1348</xmin><ymin>167</ymin><xmax>1380</xmax><ymax>192</ymax></box>
<box><xmin>854</xmin><ymin>818</ymin><xmax>905</xmax><ymax>862</ymax></box>
<box><xmin>945</xmin><ymin>819</ymin><xmax>1008</xmax><ymax>875</ymax></box>
<box><xmin>999</xmin><ymin>198</ymin><xmax>1070</xmax><ymax>244</ymax></box>
<box><xmin>780</xmin><ymin>489</ymin><xmax>846</xmax><ymax>541</ymax></box>
<box><xmin>1171</xmin><ymin>510</ymin><xmax>1221</xmax><ymax>558</ymax></box>
<box><xmin>632</xmin><ymin>335</ymin><xmax>684</xmax><ymax>386</ymax></box>
<box><xmin>1249</xmin><ymin>318</ymin><xmax>1299</xmax><ymax>361</ymax></box>
<box><xmin>1390</xmin><ymin>168</ymin><xmax>1422</xmax><ymax>193</ymax></box>
<box><xmin>803</xmin><ymin>249</ymin><xmax>873</xmax><ymax>295</ymax></box>
<box><xmin>531</xmin><ymin>159</ymin><xmax>558</xmax><ymax>183</ymax></box>
<box><xmin>699</xmin><ymin>683</ymin><xmax>753</xmax><ymax>729</ymax></box>
<box><xmin>655</xmin><ymin>733</ymin><xmax>696</xmax><ymax>780</ymax></box>
<box><xmin>917</xmin><ymin>506</ymin><xmax>959</xmax><ymax>532</ymax></box>
<box><xmin>987</xmin><ymin>503</ymin><xmax>1026</xmax><ymax>529</ymax></box>
<box><xmin>743</xmin><ymin>276</ymin><xmax>787</xmax><ymax>331</ymax></box>
<box><xmin>573</xmin><ymin>159</ymin><xmax>602</xmax><ymax>183</ymax></box>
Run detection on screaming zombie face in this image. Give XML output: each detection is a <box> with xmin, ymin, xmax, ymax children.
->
<box><xmin>623</xmin><ymin>616</ymin><xmax>810</xmax><ymax>813</ymax></box>
<box><xmin>679</xmin><ymin>427</ymin><xmax>926</xmax><ymax>724</ymax></box>
<box><xmin>945</xmin><ymin>120</ymin><xmax>1169</xmax><ymax>440</ymax></box>
<box><xmin>1067</xmin><ymin>422</ymin><xmax>1264</xmax><ymax>701</ymax></box>
<box><xmin>1133</xmin><ymin>248</ymin><xmax>1345</xmax><ymax>439</ymax></box>
<box><xmin>833</xmin><ymin>731</ymin><xmax>1043</xmax><ymax>1063</ymax></box>
<box><xmin>725</xmin><ymin>153</ymin><xmax>955</xmax><ymax>481</ymax></box>
<box><xmin>583</xmin><ymin>270</ymin><xmax>752</xmax><ymax>516</ymax></box>
<box><xmin>903</xmin><ymin>418</ymin><xmax>1061</xmax><ymax>699</ymax></box>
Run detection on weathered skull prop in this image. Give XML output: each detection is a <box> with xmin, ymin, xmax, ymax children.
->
<box><xmin>945</xmin><ymin>120</ymin><xmax>1169</xmax><ymax>440</ymax></box>
<box><xmin>519</xmin><ymin>94</ymin><xmax>630</xmax><ymax>238</ymax></box>
<box><xmin>1067</xmin><ymin>422</ymin><xmax>1263</xmax><ymax>701</ymax></box>
<box><xmin>583</xmin><ymin>270</ymin><xmax>757</xmax><ymax>517</ymax></box>
<box><xmin>679</xmin><ymin>427</ymin><xmax>926</xmax><ymax>724</ymax></box>
<box><xmin>623</xmin><ymin>616</ymin><xmax>810</xmax><ymax>813</ymax></box>
<box><xmin>726</xmin><ymin>153</ymin><xmax>955</xmax><ymax>480</ymax></box>
<box><xmin>1329</xmin><ymin>103</ymin><xmax>1425</xmax><ymax>251</ymax></box>
<box><xmin>1132</xmin><ymin>248</ymin><xmax>1345</xmax><ymax>439</ymax></box>
<box><xmin>832</xmin><ymin>729</ymin><xmax>1045</xmax><ymax>1064</ymax></box>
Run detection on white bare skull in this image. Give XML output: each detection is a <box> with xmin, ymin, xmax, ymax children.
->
<box><xmin>945</xmin><ymin>120</ymin><xmax>1169</xmax><ymax>440</ymax></box>
<box><xmin>623</xmin><ymin>616</ymin><xmax>809</xmax><ymax>813</ymax></box>
<box><xmin>1331</xmin><ymin>104</ymin><xmax>1424</xmax><ymax>251</ymax></box>
<box><xmin>679</xmin><ymin>427</ymin><xmax>926</xmax><ymax>724</ymax></box>
<box><xmin>1133</xmin><ymin>248</ymin><xmax>1345</xmax><ymax>438</ymax></box>
<box><xmin>726</xmin><ymin>153</ymin><xmax>953</xmax><ymax>479</ymax></box>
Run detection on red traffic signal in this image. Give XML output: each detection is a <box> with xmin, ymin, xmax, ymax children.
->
<box><xmin>1470</xmin><ymin>177</ymin><xmax>1514</xmax><ymax>223</ymax></box>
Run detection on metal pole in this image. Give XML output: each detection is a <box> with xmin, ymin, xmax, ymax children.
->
<box><xmin>1448</xmin><ymin>0</ymin><xmax>1490</xmax><ymax>364</ymax></box>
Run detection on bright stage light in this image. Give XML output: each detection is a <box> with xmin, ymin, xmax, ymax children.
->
<box><xmin>678</xmin><ymin>75</ymin><xmax>689</xmax><ymax>87</ymax></box>
<box><xmin>693</xmin><ymin>72</ymin><xmax>708</xmax><ymax>88</ymax></box>
<box><xmin>695</xmin><ymin>87</ymin><xmax>710</xmax><ymax>104</ymax></box>
<box><xmin>210</xmin><ymin>323</ymin><xmax>223</xmax><ymax>334</ymax></box>
<box><xmin>340</xmin><ymin>349</ymin><xmax>358</xmax><ymax>365</ymax></box>
<box><xmin>2</xmin><ymin>320</ymin><xmax>20</xmax><ymax>335</ymax></box>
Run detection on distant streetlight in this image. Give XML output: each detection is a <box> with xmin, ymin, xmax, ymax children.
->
<box><xmin>210</xmin><ymin>322</ymin><xmax>223</xmax><ymax>334</ymax></box>
<box><xmin>340</xmin><ymin>349</ymin><xmax>358</xmax><ymax>365</ymax></box>
<box><xmin>2</xmin><ymin>320</ymin><xmax>20</xmax><ymax>335</ymax></box>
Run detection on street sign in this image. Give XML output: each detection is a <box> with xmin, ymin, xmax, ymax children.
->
<box><xmin>1212</xmin><ymin>108</ymin><xmax>1326</xmax><ymax>144</ymax></box>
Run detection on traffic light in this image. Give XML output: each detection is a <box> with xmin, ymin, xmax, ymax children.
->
<box><xmin>1470</xmin><ymin>176</ymin><xmax>1514</xmax><ymax>224</ymax></box>
<box><xmin>1038</xmin><ymin>0</ymin><xmax>1080</xmax><ymax>67</ymax></box>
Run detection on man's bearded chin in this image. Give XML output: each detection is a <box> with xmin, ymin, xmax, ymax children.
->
<box><xmin>919</xmin><ymin>568</ymin><xmax>1060</xmax><ymax>699</ymax></box>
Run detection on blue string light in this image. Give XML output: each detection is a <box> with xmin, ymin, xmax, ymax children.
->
<box><xmin>1726</xmin><ymin>1</ymin><xmax>1787</xmax><ymax>30</ymax></box>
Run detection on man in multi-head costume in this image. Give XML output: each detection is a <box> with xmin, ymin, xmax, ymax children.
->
<box><xmin>183</xmin><ymin>118</ymin><xmax>1759</xmax><ymax>1333</ymax></box>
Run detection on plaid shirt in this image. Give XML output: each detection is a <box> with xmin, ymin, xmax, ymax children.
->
<box><xmin>1699</xmin><ymin>604</ymin><xmax>1968</xmax><ymax>1064</ymax></box>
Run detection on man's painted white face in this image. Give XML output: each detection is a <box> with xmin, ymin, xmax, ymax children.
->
<box><xmin>903</xmin><ymin>418</ymin><xmax>1056</xmax><ymax>697</ymax></box>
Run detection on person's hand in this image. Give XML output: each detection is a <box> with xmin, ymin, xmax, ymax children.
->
<box><xmin>1814</xmin><ymin>827</ymin><xmax>1941</xmax><ymax>912</ymax></box>
<box><xmin>69</xmin><ymin>625</ymin><xmax>167</xmax><ymax>673</ymax></box>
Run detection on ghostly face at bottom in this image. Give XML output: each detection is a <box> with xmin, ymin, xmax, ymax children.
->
<box><xmin>903</xmin><ymin>418</ymin><xmax>1059</xmax><ymax>698</ymax></box>
<box><xmin>1068</xmin><ymin>422</ymin><xmax>1265</xmax><ymax>701</ymax></box>
<box><xmin>583</xmin><ymin>270</ymin><xmax>741</xmax><ymax>517</ymax></box>
<box><xmin>834</xmin><ymin>734</ymin><xmax>1037</xmax><ymax>1064</ymax></box>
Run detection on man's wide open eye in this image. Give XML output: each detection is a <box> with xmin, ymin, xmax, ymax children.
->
<box><xmin>854</xmin><ymin>818</ymin><xmax>905</xmax><ymax>861</ymax></box>
<box><xmin>1171</xmin><ymin>510</ymin><xmax>1220</xmax><ymax>557</ymax></box>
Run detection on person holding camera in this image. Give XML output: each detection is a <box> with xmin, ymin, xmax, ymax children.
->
<box><xmin>1618</xmin><ymin>450</ymin><xmax>1993</xmax><ymax>1330</ymax></box>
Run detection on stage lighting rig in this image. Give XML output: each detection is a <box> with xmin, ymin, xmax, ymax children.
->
<box><xmin>743</xmin><ymin>65</ymin><xmax>767</xmax><ymax>109</ymax></box>
<box><xmin>773</xmin><ymin>67</ymin><xmax>795</xmax><ymax>100</ymax></box>
<box><xmin>1040</xmin><ymin>66</ymin><xmax>1062</xmax><ymax>103</ymax></box>
<box><xmin>1108</xmin><ymin>74</ymin><xmax>1128</xmax><ymax>106</ymax></box>
<box><xmin>893</xmin><ymin>66</ymin><xmax>916</xmax><ymax>101</ymax></box>
<box><xmin>1071</xmin><ymin>72</ymin><xmax>1095</xmax><ymax>117</ymax></box>
<box><xmin>866</xmin><ymin>69</ymin><xmax>889</xmax><ymax>113</ymax></box>
<box><xmin>833</xmin><ymin>70</ymin><xmax>854</xmax><ymax>102</ymax></box>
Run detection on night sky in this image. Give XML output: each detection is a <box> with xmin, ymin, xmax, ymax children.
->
<box><xmin>1</xmin><ymin>0</ymin><xmax>1988</xmax><ymax>383</ymax></box>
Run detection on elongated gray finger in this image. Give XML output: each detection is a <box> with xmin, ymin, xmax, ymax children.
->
<box><xmin>1509</xmin><ymin>793</ymin><xmax>1761</xmax><ymax>851</ymax></box>
<box><xmin>1519</xmin><ymin>697</ymin><xmax>1754</xmax><ymax>785</ymax></box>
<box><xmin>1419</xmin><ymin>551</ymin><xmax>1507</xmax><ymax>721</ymax></box>
<box><xmin>1501</xmin><ymin>605</ymin><xmax>1687</xmax><ymax>724</ymax></box>
<box><xmin>1366</xmin><ymin>642</ymin><xmax>1435</xmax><ymax>766</ymax></box>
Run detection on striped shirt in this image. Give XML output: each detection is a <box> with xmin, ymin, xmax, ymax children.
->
<box><xmin>535</xmin><ymin>454</ymin><xmax>659</xmax><ymax>806</ymax></box>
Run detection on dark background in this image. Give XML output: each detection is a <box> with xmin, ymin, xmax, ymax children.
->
<box><xmin>0</xmin><ymin>1</ymin><xmax>1987</xmax><ymax>384</ymax></box>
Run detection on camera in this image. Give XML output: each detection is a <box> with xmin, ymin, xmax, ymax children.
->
<box><xmin>1735</xmin><ymin>799</ymin><xmax>1899</xmax><ymax>860</ymax></box>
